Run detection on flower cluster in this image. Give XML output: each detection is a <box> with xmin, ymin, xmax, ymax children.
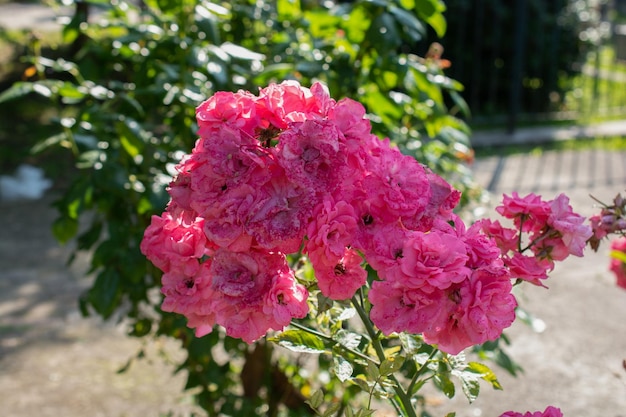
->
<box><xmin>479</xmin><ymin>192</ymin><xmax>592</xmax><ymax>287</ymax></box>
<box><xmin>140</xmin><ymin>81</ymin><xmax>589</xmax><ymax>355</ymax></box>
<box><xmin>500</xmin><ymin>406</ymin><xmax>563</xmax><ymax>417</ymax></box>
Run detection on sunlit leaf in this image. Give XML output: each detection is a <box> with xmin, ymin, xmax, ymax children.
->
<box><xmin>269</xmin><ymin>329</ymin><xmax>328</xmax><ymax>353</ymax></box>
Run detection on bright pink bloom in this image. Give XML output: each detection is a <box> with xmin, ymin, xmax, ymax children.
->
<box><xmin>609</xmin><ymin>237</ymin><xmax>626</xmax><ymax>290</ymax></box>
<box><xmin>360</xmin><ymin>222</ymin><xmax>413</xmax><ymax>281</ymax></box>
<box><xmin>497</xmin><ymin>192</ymin><xmax>551</xmax><ymax>233</ymax></box>
<box><xmin>503</xmin><ymin>252</ymin><xmax>553</xmax><ymax>286</ymax></box>
<box><xmin>478</xmin><ymin>218</ymin><xmax>519</xmax><ymax>253</ymax></box>
<box><xmin>309</xmin><ymin>248</ymin><xmax>367</xmax><ymax>300</ymax></box>
<box><xmin>362</xmin><ymin>140</ymin><xmax>431</xmax><ymax>225</ymax></box>
<box><xmin>276</xmin><ymin>119</ymin><xmax>347</xmax><ymax>194</ymax></box>
<box><xmin>399</xmin><ymin>230</ymin><xmax>471</xmax><ymax>290</ymax></box>
<box><xmin>140</xmin><ymin>210</ymin><xmax>209</xmax><ymax>274</ymax></box>
<box><xmin>462</xmin><ymin>221</ymin><xmax>504</xmax><ymax>269</ymax></box>
<box><xmin>369</xmin><ymin>280</ymin><xmax>450</xmax><ymax>336</ymax></box>
<box><xmin>257</xmin><ymin>80</ymin><xmax>325</xmax><ymax>128</ymax></box>
<box><xmin>545</xmin><ymin>193</ymin><xmax>592</xmax><ymax>260</ymax></box>
<box><xmin>409</xmin><ymin>170</ymin><xmax>461</xmax><ymax>231</ymax></box>
<box><xmin>196</xmin><ymin>90</ymin><xmax>261</xmax><ymax>137</ymax></box>
<box><xmin>245</xmin><ymin>169</ymin><xmax>315</xmax><ymax>253</ymax></box>
<box><xmin>306</xmin><ymin>197</ymin><xmax>359</xmax><ymax>262</ymax></box>
<box><xmin>422</xmin><ymin>266</ymin><xmax>516</xmax><ymax>355</ymax></box>
<box><xmin>208</xmin><ymin>248</ymin><xmax>308</xmax><ymax>343</ymax></box>
<box><xmin>499</xmin><ymin>406</ymin><xmax>563</xmax><ymax>417</ymax></box>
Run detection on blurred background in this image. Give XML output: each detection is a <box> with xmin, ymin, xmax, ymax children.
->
<box><xmin>1</xmin><ymin>1</ymin><xmax>625</xmax><ymax>416</ymax></box>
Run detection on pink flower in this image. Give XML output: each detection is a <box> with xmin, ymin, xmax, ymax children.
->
<box><xmin>499</xmin><ymin>406</ymin><xmax>563</xmax><ymax>417</ymax></box>
<box><xmin>305</xmin><ymin>197</ymin><xmax>359</xmax><ymax>262</ymax></box>
<box><xmin>245</xmin><ymin>169</ymin><xmax>315</xmax><ymax>253</ymax></box>
<box><xmin>462</xmin><ymin>221</ymin><xmax>504</xmax><ymax>269</ymax></box>
<box><xmin>497</xmin><ymin>192</ymin><xmax>551</xmax><ymax>233</ymax></box>
<box><xmin>257</xmin><ymin>80</ymin><xmax>325</xmax><ymax>128</ymax></box>
<box><xmin>140</xmin><ymin>210</ymin><xmax>209</xmax><ymax>274</ymax></box>
<box><xmin>545</xmin><ymin>193</ymin><xmax>592</xmax><ymax>259</ymax></box>
<box><xmin>362</xmin><ymin>140</ymin><xmax>431</xmax><ymax>225</ymax></box>
<box><xmin>422</xmin><ymin>266</ymin><xmax>516</xmax><ymax>355</ymax></box>
<box><xmin>609</xmin><ymin>237</ymin><xmax>626</xmax><ymax>290</ymax></box>
<box><xmin>477</xmin><ymin>218</ymin><xmax>519</xmax><ymax>253</ymax></box>
<box><xmin>276</xmin><ymin>119</ymin><xmax>347</xmax><ymax>194</ymax></box>
<box><xmin>369</xmin><ymin>280</ymin><xmax>450</xmax><ymax>336</ymax></box>
<box><xmin>208</xmin><ymin>248</ymin><xmax>309</xmax><ymax>343</ymax></box>
<box><xmin>399</xmin><ymin>230</ymin><xmax>471</xmax><ymax>290</ymax></box>
<box><xmin>196</xmin><ymin>90</ymin><xmax>261</xmax><ymax>137</ymax></box>
<box><xmin>503</xmin><ymin>252</ymin><xmax>553</xmax><ymax>286</ymax></box>
<box><xmin>409</xmin><ymin>170</ymin><xmax>461</xmax><ymax>231</ymax></box>
<box><xmin>160</xmin><ymin>262</ymin><xmax>215</xmax><ymax>328</ymax></box>
<box><xmin>309</xmin><ymin>247</ymin><xmax>367</xmax><ymax>300</ymax></box>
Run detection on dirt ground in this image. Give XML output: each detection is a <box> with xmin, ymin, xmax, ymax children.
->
<box><xmin>1</xmin><ymin>147</ymin><xmax>626</xmax><ymax>417</ymax></box>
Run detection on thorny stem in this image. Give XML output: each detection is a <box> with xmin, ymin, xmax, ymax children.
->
<box><xmin>351</xmin><ymin>290</ymin><xmax>419</xmax><ymax>417</ymax></box>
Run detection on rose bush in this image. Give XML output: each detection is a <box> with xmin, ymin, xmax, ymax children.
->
<box><xmin>141</xmin><ymin>80</ymin><xmax>591</xmax><ymax>416</ymax></box>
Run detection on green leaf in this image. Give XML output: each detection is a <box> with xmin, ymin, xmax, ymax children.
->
<box><xmin>322</xmin><ymin>402</ymin><xmax>341</xmax><ymax>417</ymax></box>
<box><xmin>269</xmin><ymin>329</ymin><xmax>328</xmax><ymax>353</ymax></box>
<box><xmin>389</xmin><ymin>5</ymin><xmax>425</xmax><ymax>42</ymax></box>
<box><xmin>459</xmin><ymin>374</ymin><xmax>480</xmax><ymax>403</ymax></box>
<box><xmin>415</xmin><ymin>0</ymin><xmax>447</xmax><ymax>37</ymax></box>
<box><xmin>52</xmin><ymin>216</ymin><xmax>79</xmax><ymax>245</ymax></box>
<box><xmin>31</xmin><ymin>132</ymin><xmax>69</xmax><ymax>154</ymax></box>
<box><xmin>333</xmin><ymin>329</ymin><xmax>362</xmax><ymax>350</ymax></box>
<box><xmin>333</xmin><ymin>356</ymin><xmax>354</xmax><ymax>382</ymax></box>
<box><xmin>365</xmin><ymin>360</ymin><xmax>380</xmax><ymax>380</ymax></box>
<box><xmin>379</xmin><ymin>356</ymin><xmax>405</xmax><ymax>376</ymax></box>
<box><xmin>88</xmin><ymin>269</ymin><xmax>121</xmax><ymax>318</ymax></box>
<box><xmin>434</xmin><ymin>373</ymin><xmax>455</xmax><ymax>398</ymax></box>
<box><xmin>116</xmin><ymin>118</ymin><xmax>145</xmax><ymax>158</ymax></box>
<box><xmin>350</xmin><ymin>376</ymin><xmax>371</xmax><ymax>392</ymax></box>
<box><xmin>467</xmin><ymin>362</ymin><xmax>503</xmax><ymax>390</ymax></box>
<box><xmin>306</xmin><ymin>389</ymin><xmax>324</xmax><ymax>410</ymax></box>
<box><xmin>219</xmin><ymin>42</ymin><xmax>265</xmax><ymax>61</ymax></box>
<box><xmin>0</xmin><ymin>82</ymin><xmax>35</xmax><ymax>102</ymax></box>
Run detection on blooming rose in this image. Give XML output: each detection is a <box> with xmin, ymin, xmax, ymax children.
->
<box><xmin>140</xmin><ymin>210</ymin><xmax>208</xmax><ymax>274</ymax></box>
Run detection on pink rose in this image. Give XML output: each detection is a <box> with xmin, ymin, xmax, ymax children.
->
<box><xmin>309</xmin><ymin>248</ymin><xmax>367</xmax><ymax>300</ymax></box>
<box><xmin>546</xmin><ymin>193</ymin><xmax>592</xmax><ymax>259</ymax></box>
<box><xmin>422</xmin><ymin>266</ymin><xmax>516</xmax><ymax>355</ymax></box>
<box><xmin>504</xmin><ymin>252</ymin><xmax>554</xmax><ymax>286</ymax></box>
<box><xmin>140</xmin><ymin>210</ymin><xmax>209</xmax><ymax>274</ymax></box>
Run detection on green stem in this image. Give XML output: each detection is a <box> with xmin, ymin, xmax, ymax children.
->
<box><xmin>406</xmin><ymin>348</ymin><xmax>438</xmax><ymax>395</ymax></box>
<box><xmin>351</xmin><ymin>293</ymin><xmax>418</xmax><ymax>417</ymax></box>
<box><xmin>288</xmin><ymin>321</ymin><xmax>377</xmax><ymax>366</ymax></box>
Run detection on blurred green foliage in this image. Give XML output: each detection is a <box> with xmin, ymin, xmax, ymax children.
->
<box><xmin>0</xmin><ymin>0</ymin><xmax>481</xmax><ymax>415</ymax></box>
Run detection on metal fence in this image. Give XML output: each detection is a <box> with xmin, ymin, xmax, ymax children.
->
<box><xmin>432</xmin><ymin>0</ymin><xmax>626</xmax><ymax>132</ymax></box>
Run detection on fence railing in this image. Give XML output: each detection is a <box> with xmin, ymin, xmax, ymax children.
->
<box><xmin>431</xmin><ymin>0</ymin><xmax>625</xmax><ymax>133</ymax></box>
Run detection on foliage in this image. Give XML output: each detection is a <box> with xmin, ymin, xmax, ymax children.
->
<box><xmin>0</xmin><ymin>0</ymin><xmax>483</xmax><ymax>415</ymax></box>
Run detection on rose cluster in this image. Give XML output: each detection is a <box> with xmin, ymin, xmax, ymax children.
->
<box><xmin>140</xmin><ymin>81</ymin><xmax>588</xmax><ymax>355</ymax></box>
<box><xmin>479</xmin><ymin>192</ymin><xmax>592</xmax><ymax>287</ymax></box>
